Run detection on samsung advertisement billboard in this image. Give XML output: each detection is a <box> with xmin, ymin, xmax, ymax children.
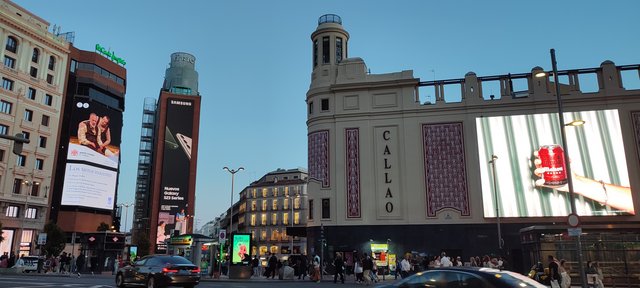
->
<box><xmin>476</xmin><ymin>109</ymin><xmax>634</xmax><ymax>217</ymax></box>
<box><xmin>61</xmin><ymin>100</ymin><xmax>122</xmax><ymax>211</ymax></box>
<box><xmin>156</xmin><ymin>98</ymin><xmax>194</xmax><ymax>252</ymax></box>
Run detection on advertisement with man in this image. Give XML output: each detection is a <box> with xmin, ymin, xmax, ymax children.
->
<box><xmin>155</xmin><ymin>98</ymin><xmax>194</xmax><ymax>252</ymax></box>
<box><xmin>62</xmin><ymin>100</ymin><xmax>122</xmax><ymax>210</ymax></box>
<box><xmin>476</xmin><ymin>109</ymin><xmax>634</xmax><ymax>217</ymax></box>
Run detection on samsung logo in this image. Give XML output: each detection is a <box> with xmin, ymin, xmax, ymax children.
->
<box><xmin>170</xmin><ymin>100</ymin><xmax>192</xmax><ymax>106</ymax></box>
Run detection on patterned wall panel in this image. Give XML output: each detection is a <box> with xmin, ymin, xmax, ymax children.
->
<box><xmin>308</xmin><ymin>130</ymin><xmax>330</xmax><ymax>188</ymax></box>
<box><xmin>345</xmin><ymin>128</ymin><xmax>361</xmax><ymax>218</ymax></box>
<box><xmin>423</xmin><ymin>122</ymin><xmax>470</xmax><ymax>217</ymax></box>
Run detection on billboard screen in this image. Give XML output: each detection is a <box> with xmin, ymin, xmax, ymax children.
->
<box><xmin>476</xmin><ymin>109</ymin><xmax>634</xmax><ymax>217</ymax></box>
<box><xmin>67</xmin><ymin>100</ymin><xmax>122</xmax><ymax>169</ymax></box>
<box><xmin>232</xmin><ymin>233</ymin><xmax>251</xmax><ymax>265</ymax></box>
<box><xmin>156</xmin><ymin>98</ymin><xmax>194</xmax><ymax>251</ymax></box>
<box><xmin>60</xmin><ymin>163</ymin><xmax>117</xmax><ymax>210</ymax></box>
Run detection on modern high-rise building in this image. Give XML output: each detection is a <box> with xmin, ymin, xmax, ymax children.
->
<box><xmin>132</xmin><ymin>97</ymin><xmax>156</xmax><ymax>240</ymax></box>
<box><xmin>0</xmin><ymin>0</ymin><xmax>69</xmax><ymax>256</ymax></box>
<box><xmin>136</xmin><ymin>52</ymin><xmax>201</xmax><ymax>254</ymax></box>
<box><xmin>237</xmin><ymin>168</ymin><xmax>308</xmax><ymax>258</ymax></box>
<box><xmin>305</xmin><ymin>14</ymin><xmax>640</xmax><ymax>274</ymax></box>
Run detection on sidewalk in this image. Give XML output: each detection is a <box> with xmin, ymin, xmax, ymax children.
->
<box><xmin>200</xmin><ymin>274</ymin><xmax>397</xmax><ymax>283</ymax></box>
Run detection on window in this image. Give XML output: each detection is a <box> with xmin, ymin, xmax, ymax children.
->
<box><xmin>272</xmin><ymin>199</ymin><xmax>278</xmax><ymax>210</ymax></box>
<box><xmin>32</xmin><ymin>48</ymin><xmax>39</xmax><ymax>63</ymax></box>
<box><xmin>262</xmin><ymin>188</ymin><xmax>267</xmax><ymax>197</ymax></box>
<box><xmin>284</xmin><ymin>186</ymin><xmax>289</xmax><ymax>197</ymax></box>
<box><xmin>294</xmin><ymin>198</ymin><xmax>301</xmax><ymax>209</ymax></box>
<box><xmin>35</xmin><ymin>158</ymin><xmax>44</xmax><ymax>170</ymax></box>
<box><xmin>4</xmin><ymin>56</ymin><xmax>15</xmax><ymax>69</ymax></box>
<box><xmin>0</xmin><ymin>149</ymin><xmax>4</xmax><ymax>162</ymax></box>
<box><xmin>44</xmin><ymin>94</ymin><xmax>53</xmax><ymax>106</ymax></box>
<box><xmin>38</xmin><ymin>136</ymin><xmax>46</xmax><ymax>148</ymax></box>
<box><xmin>261</xmin><ymin>214</ymin><xmax>267</xmax><ymax>226</ymax></box>
<box><xmin>308</xmin><ymin>200</ymin><xmax>314</xmax><ymax>220</ymax></box>
<box><xmin>1</xmin><ymin>100</ymin><xmax>12</xmax><ymax>114</ymax></box>
<box><xmin>27</xmin><ymin>88</ymin><xmax>36</xmax><ymax>100</ymax></box>
<box><xmin>17</xmin><ymin>154</ymin><xmax>26</xmax><ymax>166</ymax></box>
<box><xmin>321</xmin><ymin>99</ymin><xmax>329</xmax><ymax>111</ymax></box>
<box><xmin>2</xmin><ymin>77</ymin><xmax>14</xmax><ymax>91</ymax></box>
<box><xmin>294</xmin><ymin>212</ymin><xmax>300</xmax><ymax>224</ymax></box>
<box><xmin>30</xmin><ymin>66</ymin><xmax>38</xmax><ymax>78</ymax></box>
<box><xmin>25</xmin><ymin>208</ymin><xmax>37</xmax><ymax>219</ymax></box>
<box><xmin>260</xmin><ymin>230</ymin><xmax>267</xmax><ymax>241</ymax></box>
<box><xmin>273</xmin><ymin>187</ymin><xmax>278</xmax><ymax>197</ymax></box>
<box><xmin>13</xmin><ymin>178</ymin><xmax>22</xmax><ymax>194</ymax></box>
<box><xmin>251</xmin><ymin>200</ymin><xmax>256</xmax><ymax>211</ymax></box>
<box><xmin>48</xmin><ymin>56</ymin><xmax>55</xmax><ymax>70</ymax></box>
<box><xmin>262</xmin><ymin>200</ymin><xmax>267</xmax><ymax>211</ymax></box>
<box><xmin>283</xmin><ymin>212</ymin><xmax>289</xmax><ymax>225</ymax></box>
<box><xmin>70</xmin><ymin>59</ymin><xmax>77</xmax><ymax>73</ymax></box>
<box><xmin>284</xmin><ymin>198</ymin><xmax>289</xmax><ymax>210</ymax></box>
<box><xmin>322</xmin><ymin>198</ymin><xmax>330</xmax><ymax>219</ymax></box>
<box><xmin>250</xmin><ymin>214</ymin><xmax>256</xmax><ymax>226</ymax></box>
<box><xmin>31</xmin><ymin>182</ymin><xmax>40</xmax><ymax>197</ymax></box>
<box><xmin>0</xmin><ymin>124</ymin><xmax>8</xmax><ymax>135</ymax></box>
<box><xmin>308</xmin><ymin>101</ymin><xmax>313</xmax><ymax>114</ymax></box>
<box><xmin>336</xmin><ymin>37</ymin><xmax>343</xmax><ymax>63</ymax></box>
<box><xmin>6</xmin><ymin>206</ymin><xmax>19</xmax><ymax>217</ymax></box>
<box><xmin>24</xmin><ymin>109</ymin><xmax>33</xmax><ymax>121</ymax></box>
<box><xmin>251</xmin><ymin>189</ymin><xmax>257</xmax><ymax>198</ymax></box>
<box><xmin>271</xmin><ymin>229</ymin><xmax>279</xmax><ymax>241</ymax></box>
<box><xmin>41</xmin><ymin>114</ymin><xmax>50</xmax><ymax>126</ymax></box>
<box><xmin>46</xmin><ymin>74</ymin><xmax>53</xmax><ymax>84</ymax></box>
<box><xmin>21</xmin><ymin>131</ymin><xmax>30</xmax><ymax>140</ymax></box>
<box><xmin>313</xmin><ymin>39</ymin><xmax>318</xmax><ymax>67</ymax></box>
<box><xmin>271</xmin><ymin>213</ymin><xmax>278</xmax><ymax>225</ymax></box>
<box><xmin>6</xmin><ymin>36</ymin><xmax>17</xmax><ymax>53</ymax></box>
<box><xmin>322</xmin><ymin>36</ymin><xmax>330</xmax><ymax>64</ymax></box>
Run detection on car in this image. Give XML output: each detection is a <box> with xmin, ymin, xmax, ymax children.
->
<box><xmin>375</xmin><ymin>267</ymin><xmax>546</xmax><ymax>288</ymax></box>
<box><xmin>115</xmin><ymin>254</ymin><xmax>200</xmax><ymax>288</ymax></box>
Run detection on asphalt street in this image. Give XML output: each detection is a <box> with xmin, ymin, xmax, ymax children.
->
<box><xmin>0</xmin><ymin>274</ymin><xmax>389</xmax><ymax>288</ymax></box>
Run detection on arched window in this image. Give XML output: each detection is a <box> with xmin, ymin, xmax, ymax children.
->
<box><xmin>32</xmin><ymin>48</ymin><xmax>39</xmax><ymax>63</ymax></box>
<box><xmin>48</xmin><ymin>56</ymin><xmax>55</xmax><ymax>70</ymax></box>
<box><xmin>6</xmin><ymin>36</ymin><xmax>18</xmax><ymax>53</ymax></box>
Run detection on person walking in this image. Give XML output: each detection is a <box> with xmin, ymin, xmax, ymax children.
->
<box><xmin>252</xmin><ymin>255</ymin><xmax>260</xmax><ymax>277</ymax></box>
<box><xmin>547</xmin><ymin>255</ymin><xmax>561</xmax><ymax>288</ymax></box>
<box><xmin>362</xmin><ymin>254</ymin><xmax>373</xmax><ymax>285</ymax></box>
<box><xmin>75</xmin><ymin>253</ymin><xmax>85</xmax><ymax>277</ymax></box>
<box><xmin>400</xmin><ymin>253</ymin><xmax>412</xmax><ymax>279</ymax></box>
<box><xmin>267</xmin><ymin>253</ymin><xmax>278</xmax><ymax>279</ymax></box>
<box><xmin>333</xmin><ymin>252</ymin><xmax>345</xmax><ymax>284</ymax></box>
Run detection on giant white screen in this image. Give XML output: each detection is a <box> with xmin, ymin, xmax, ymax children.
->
<box><xmin>61</xmin><ymin>163</ymin><xmax>117</xmax><ymax>210</ymax></box>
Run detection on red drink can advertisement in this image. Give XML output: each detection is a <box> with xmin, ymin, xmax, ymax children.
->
<box><xmin>538</xmin><ymin>144</ymin><xmax>568</xmax><ymax>185</ymax></box>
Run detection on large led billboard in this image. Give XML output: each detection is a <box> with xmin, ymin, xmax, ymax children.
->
<box><xmin>477</xmin><ymin>109</ymin><xmax>634</xmax><ymax>217</ymax></box>
<box><xmin>156</xmin><ymin>98</ymin><xmax>194</xmax><ymax>251</ymax></box>
<box><xmin>231</xmin><ymin>233</ymin><xmax>251</xmax><ymax>265</ymax></box>
<box><xmin>62</xmin><ymin>99</ymin><xmax>122</xmax><ymax>210</ymax></box>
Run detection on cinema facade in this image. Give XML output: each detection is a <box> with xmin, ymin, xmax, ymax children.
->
<box><xmin>305</xmin><ymin>15</ymin><xmax>640</xmax><ymax>274</ymax></box>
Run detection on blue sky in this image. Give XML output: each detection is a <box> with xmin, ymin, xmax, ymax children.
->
<box><xmin>15</xmin><ymin>0</ymin><xmax>640</xmax><ymax>230</ymax></box>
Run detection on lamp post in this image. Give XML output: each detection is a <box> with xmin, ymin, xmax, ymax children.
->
<box><xmin>488</xmin><ymin>155</ymin><xmax>503</xmax><ymax>253</ymax></box>
<box><xmin>537</xmin><ymin>48</ymin><xmax>587</xmax><ymax>288</ymax></box>
<box><xmin>223</xmin><ymin>166</ymin><xmax>243</xmax><ymax>276</ymax></box>
<box><xmin>119</xmin><ymin>203</ymin><xmax>133</xmax><ymax>233</ymax></box>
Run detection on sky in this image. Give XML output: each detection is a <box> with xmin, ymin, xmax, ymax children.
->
<box><xmin>14</xmin><ymin>0</ymin><xmax>640</xmax><ymax>230</ymax></box>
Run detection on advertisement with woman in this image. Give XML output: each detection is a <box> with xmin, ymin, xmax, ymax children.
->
<box><xmin>476</xmin><ymin>109</ymin><xmax>635</xmax><ymax>217</ymax></box>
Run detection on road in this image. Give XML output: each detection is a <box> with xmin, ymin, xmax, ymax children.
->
<box><xmin>0</xmin><ymin>274</ymin><xmax>393</xmax><ymax>288</ymax></box>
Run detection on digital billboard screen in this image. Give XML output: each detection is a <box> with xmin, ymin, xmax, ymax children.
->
<box><xmin>232</xmin><ymin>233</ymin><xmax>251</xmax><ymax>265</ymax></box>
<box><xmin>67</xmin><ymin>100</ymin><xmax>122</xmax><ymax>169</ymax></box>
<box><xmin>476</xmin><ymin>109</ymin><xmax>634</xmax><ymax>217</ymax></box>
<box><xmin>155</xmin><ymin>98</ymin><xmax>194</xmax><ymax>252</ymax></box>
<box><xmin>60</xmin><ymin>163</ymin><xmax>117</xmax><ymax>210</ymax></box>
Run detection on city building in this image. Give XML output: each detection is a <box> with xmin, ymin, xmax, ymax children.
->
<box><xmin>132</xmin><ymin>97</ymin><xmax>156</xmax><ymax>240</ymax></box>
<box><xmin>0</xmin><ymin>0</ymin><xmax>69</xmax><ymax>256</ymax></box>
<box><xmin>305</xmin><ymin>14</ymin><xmax>640</xmax><ymax>273</ymax></box>
<box><xmin>139</xmin><ymin>52</ymin><xmax>201</xmax><ymax>254</ymax></box>
<box><xmin>236</xmin><ymin>168</ymin><xmax>308</xmax><ymax>258</ymax></box>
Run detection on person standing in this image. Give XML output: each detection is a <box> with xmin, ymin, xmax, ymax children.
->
<box><xmin>333</xmin><ymin>252</ymin><xmax>344</xmax><ymax>284</ymax></box>
<box><xmin>547</xmin><ymin>255</ymin><xmax>561</xmax><ymax>288</ymax></box>
<box><xmin>400</xmin><ymin>253</ymin><xmax>412</xmax><ymax>279</ymax></box>
<box><xmin>75</xmin><ymin>252</ymin><xmax>85</xmax><ymax>277</ymax></box>
<box><xmin>251</xmin><ymin>255</ymin><xmax>259</xmax><ymax>277</ymax></box>
<box><xmin>362</xmin><ymin>254</ymin><xmax>373</xmax><ymax>285</ymax></box>
<box><xmin>267</xmin><ymin>253</ymin><xmax>278</xmax><ymax>279</ymax></box>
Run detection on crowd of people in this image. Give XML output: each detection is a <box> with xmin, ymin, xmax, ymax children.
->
<box><xmin>0</xmin><ymin>251</ymin><xmax>130</xmax><ymax>277</ymax></box>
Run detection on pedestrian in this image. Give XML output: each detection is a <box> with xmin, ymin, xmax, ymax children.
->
<box><xmin>547</xmin><ymin>255</ymin><xmax>561</xmax><ymax>288</ymax></box>
<box><xmin>333</xmin><ymin>252</ymin><xmax>344</xmax><ymax>284</ymax></box>
<box><xmin>362</xmin><ymin>254</ymin><xmax>373</xmax><ymax>285</ymax></box>
<box><xmin>312</xmin><ymin>254</ymin><xmax>321</xmax><ymax>283</ymax></box>
<box><xmin>298</xmin><ymin>255</ymin><xmax>307</xmax><ymax>280</ymax></box>
<box><xmin>355</xmin><ymin>256</ymin><xmax>364</xmax><ymax>283</ymax></box>
<box><xmin>252</xmin><ymin>255</ymin><xmax>260</xmax><ymax>277</ymax></box>
<box><xmin>400</xmin><ymin>253</ymin><xmax>412</xmax><ymax>279</ymax></box>
<box><xmin>76</xmin><ymin>252</ymin><xmax>85</xmax><ymax>277</ymax></box>
<box><xmin>559</xmin><ymin>259</ymin><xmax>571</xmax><ymax>288</ymax></box>
<box><xmin>267</xmin><ymin>253</ymin><xmax>278</xmax><ymax>279</ymax></box>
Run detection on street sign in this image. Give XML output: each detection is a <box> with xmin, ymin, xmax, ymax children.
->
<box><xmin>568</xmin><ymin>227</ymin><xmax>582</xmax><ymax>237</ymax></box>
<box><xmin>37</xmin><ymin>233</ymin><xmax>47</xmax><ymax>245</ymax></box>
<box><xmin>219</xmin><ymin>230</ymin><xmax>226</xmax><ymax>240</ymax></box>
<box><xmin>568</xmin><ymin>213</ymin><xmax>580</xmax><ymax>227</ymax></box>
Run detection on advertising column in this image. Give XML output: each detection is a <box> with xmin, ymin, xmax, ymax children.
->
<box><xmin>155</xmin><ymin>98</ymin><xmax>194</xmax><ymax>253</ymax></box>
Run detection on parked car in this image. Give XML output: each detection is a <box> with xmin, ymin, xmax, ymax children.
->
<box><xmin>375</xmin><ymin>267</ymin><xmax>546</xmax><ymax>288</ymax></box>
<box><xmin>115</xmin><ymin>254</ymin><xmax>200</xmax><ymax>288</ymax></box>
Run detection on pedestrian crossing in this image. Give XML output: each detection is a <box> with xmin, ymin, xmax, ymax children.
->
<box><xmin>0</xmin><ymin>277</ymin><xmax>114</xmax><ymax>288</ymax></box>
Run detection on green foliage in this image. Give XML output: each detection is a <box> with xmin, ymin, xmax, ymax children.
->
<box><xmin>43</xmin><ymin>221</ymin><xmax>65</xmax><ymax>257</ymax></box>
<box><xmin>133</xmin><ymin>231</ymin><xmax>151</xmax><ymax>257</ymax></box>
<box><xmin>97</xmin><ymin>222</ymin><xmax>110</xmax><ymax>231</ymax></box>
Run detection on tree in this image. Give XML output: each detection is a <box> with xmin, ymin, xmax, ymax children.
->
<box><xmin>132</xmin><ymin>231</ymin><xmax>151</xmax><ymax>257</ymax></box>
<box><xmin>43</xmin><ymin>221</ymin><xmax>65</xmax><ymax>257</ymax></box>
<box><xmin>97</xmin><ymin>222</ymin><xmax>110</xmax><ymax>231</ymax></box>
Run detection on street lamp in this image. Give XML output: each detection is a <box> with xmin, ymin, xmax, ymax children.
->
<box><xmin>536</xmin><ymin>48</ymin><xmax>587</xmax><ymax>288</ymax></box>
<box><xmin>223</xmin><ymin>166</ymin><xmax>244</xmax><ymax>276</ymax></box>
<box><xmin>119</xmin><ymin>203</ymin><xmax>133</xmax><ymax>233</ymax></box>
<box><xmin>488</xmin><ymin>155</ymin><xmax>503</xmax><ymax>252</ymax></box>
